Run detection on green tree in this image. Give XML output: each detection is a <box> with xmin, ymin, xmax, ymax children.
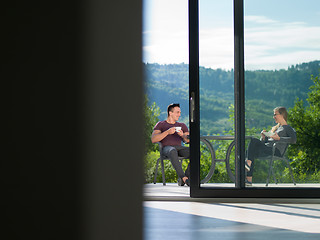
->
<box><xmin>288</xmin><ymin>73</ymin><xmax>320</xmax><ymax>175</ymax></box>
<box><xmin>143</xmin><ymin>95</ymin><xmax>161</xmax><ymax>183</ymax></box>
<box><xmin>144</xmin><ymin>95</ymin><xmax>160</xmax><ymax>154</ymax></box>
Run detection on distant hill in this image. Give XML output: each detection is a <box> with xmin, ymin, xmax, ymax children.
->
<box><xmin>144</xmin><ymin>61</ymin><xmax>320</xmax><ymax>135</ymax></box>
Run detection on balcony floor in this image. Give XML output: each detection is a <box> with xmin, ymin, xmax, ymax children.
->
<box><xmin>144</xmin><ymin>183</ymin><xmax>320</xmax><ymax>240</ymax></box>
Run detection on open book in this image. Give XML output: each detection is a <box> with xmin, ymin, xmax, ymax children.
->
<box><xmin>262</xmin><ymin>131</ymin><xmax>275</xmax><ymax>137</ymax></box>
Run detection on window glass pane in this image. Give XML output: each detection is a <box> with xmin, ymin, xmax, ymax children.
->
<box><xmin>199</xmin><ymin>0</ymin><xmax>236</xmax><ymax>188</ymax></box>
<box><xmin>244</xmin><ymin>0</ymin><xmax>320</xmax><ymax>188</ymax></box>
<box><xmin>143</xmin><ymin>0</ymin><xmax>190</xmax><ymax>185</ymax></box>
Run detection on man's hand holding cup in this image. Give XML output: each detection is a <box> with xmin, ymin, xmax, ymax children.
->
<box><xmin>175</xmin><ymin>126</ymin><xmax>184</xmax><ymax>137</ymax></box>
<box><xmin>167</xmin><ymin>127</ymin><xmax>176</xmax><ymax>135</ymax></box>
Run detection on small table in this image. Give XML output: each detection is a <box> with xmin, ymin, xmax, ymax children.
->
<box><xmin>200</xmin><ymin>135</ymin><xmax>253</xmax><ymax>183</ymax></box>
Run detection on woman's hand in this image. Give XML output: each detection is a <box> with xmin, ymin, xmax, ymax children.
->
<box><xmin>261</xmin><ymin>130</ymin><xmax>267</xmax><ymax>140</ymax></box>
<box><xmin>270</xmin><ymin>132</ymin><xmax>280</xmax><ymax>140</ymax></box>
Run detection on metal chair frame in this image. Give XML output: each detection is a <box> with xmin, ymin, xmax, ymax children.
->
<box><xmin>262</xmin><ymin>143</ymin><xmax>296</xmax><ymax>186</ymax></box>
<box><xmin>153</xmin><ymin>142</ymin><xmax>189</xmax><ymax>185</ymax></box>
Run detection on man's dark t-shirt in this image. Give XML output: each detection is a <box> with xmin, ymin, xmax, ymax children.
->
<box><xmin>153</xmin><ymin>121</ymin><xmax>188</xmax><ymax>147</ymax></box>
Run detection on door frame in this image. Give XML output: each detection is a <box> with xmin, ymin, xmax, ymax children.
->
<box><xmin>188</xmin><ymin>0</ymin><xmax>320</xmax><ymax>198</ymax></box>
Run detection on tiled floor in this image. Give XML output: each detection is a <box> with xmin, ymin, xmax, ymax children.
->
<box><xmin>144</xmin><ymin>184</ymin><xmax>320</xmax><ymax>240</ymax></box>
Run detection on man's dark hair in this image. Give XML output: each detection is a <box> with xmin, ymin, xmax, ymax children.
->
<box><xmin>167</xmin><ymin>103</ymin><xmax>180</xmax><ymax>116</ymax></box>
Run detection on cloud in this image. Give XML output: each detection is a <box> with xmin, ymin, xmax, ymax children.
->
<box><xmin>199</xmin><ymin>28</ymin><xmax>234</xmax><ymax>69</ymax></box>
<box><xmin>143</xmin><ymin>8</ymin><xmax>320</xmax><ymax>70</ymax></box>
<box><xmin>244</xmin><ymin>19</ymin><xmax>320</xmax><ymax>69</ymax></box>
<box><xmin>142</xmin><ymin>0</ymin><xmax>188</xmax><ymax>64</ymax></box>
<box><xmin>198</xmin><ymin>17</ymin><xmax>320</xmax><ymax>70</ymax></box>
<box><xmin>245</xmin><ymin>15</ymin><xmax>278</xmax><ymax>24</ymax></box>
<box><xmin>142</xmin><ymin>29</ymin><xmax>188</xmax><ymax>64</ymax></box>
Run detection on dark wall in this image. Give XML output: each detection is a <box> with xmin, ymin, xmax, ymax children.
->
<box><xmin>6</xmin><ymin>1</ymin><xmax>143</xmax><ymax>239</ymax></box>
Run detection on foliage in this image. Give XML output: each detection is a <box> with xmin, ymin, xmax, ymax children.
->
<box><xmin>143</xmin><ymin>95</ymin><xmax>161</xmax><ymax>183</ymax></box>
<box><xmin>144</xmin><ymin>149</ymin><xmax>190</xmax><ymax>184</ymax></box>
<box><xmin>288</xmin><ymin>73</ymin><xmax>320</xmax><ymax>175</ymax></box>
<box><xmin>144</xmin><ymin>62</ymin><xmax>320</xmax><ymax>184</ymax></box>
<box><xmin>144</xmin><ymin>151</ymin><xmax>159</xmax><ymax>183</ymax></box>
<box><xmin>145</xmin><ymin>61</ymin><xmax>320</xmax><ymax>135</ymax></box>
<box><xmin>201</xmin><ymin>105</ymin><xmax>260</xmax><ymax>183</ymax></box>
<box><xmin>144</xmin><ymin>95</ymin><xmax>160</xmax><ymax>154</ymax></box>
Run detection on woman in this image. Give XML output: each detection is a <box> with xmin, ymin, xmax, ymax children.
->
<box><xmin>245</xmin><ymin>107</ymin><xmax>297</xmax><ymax>186</ymax></box>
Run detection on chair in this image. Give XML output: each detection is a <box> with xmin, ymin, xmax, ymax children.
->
<box><xmin>263</xmin><ymin>142</ymin><xmax>296</xmax><ymax>186</ymax></box>
<box><xmin>153</xmin><ymin>142</ymin><xmax>188</xmax><ymax>185</ymax></box>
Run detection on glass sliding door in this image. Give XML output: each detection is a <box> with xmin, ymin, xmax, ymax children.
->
<box><xmin>244</xmin><ymin>0</ymin><xmax>320</xmax><ymax>189</ymax></box>
<box><xmin>198</xmin><ymin>0</ymin><xmax>236</xmax><ymax>188</ymax></box>
<box><xmin>189</xmin><ymin>0</ymin><xmax>320</xmax><ymax>197</ymax></box>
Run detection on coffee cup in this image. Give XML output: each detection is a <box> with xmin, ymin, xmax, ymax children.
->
<box><xmin>175</xmin><ymin>126</ymin><xmax>182</xmax><ymax>132</ymax></box>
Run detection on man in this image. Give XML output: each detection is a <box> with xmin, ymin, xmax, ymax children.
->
<box><xmin>151</xmin><ymin>103</ymin><xmax>190</xmax><ymax>186</ymax></box>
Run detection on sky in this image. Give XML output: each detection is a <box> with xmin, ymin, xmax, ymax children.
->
<box><xmin>143</xmin><ymin>0</ymin><xmax>320</xmax><ymax>70</ymax></box>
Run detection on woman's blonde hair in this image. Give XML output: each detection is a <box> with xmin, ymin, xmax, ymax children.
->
<box><xmin>271</xmin><ymin>106</ymin><xmax>288</xmax><ymax>132</ymax></box>
<box><xmin>274</xmin><ymin>106</ymin><xmax>288</xmax><ymax>121</ymax></box>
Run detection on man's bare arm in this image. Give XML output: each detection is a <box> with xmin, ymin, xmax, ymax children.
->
<box><xmin>151</xmin><ymin>128</ymin><xmax>175</xmax><ymax>143</ymax></box>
